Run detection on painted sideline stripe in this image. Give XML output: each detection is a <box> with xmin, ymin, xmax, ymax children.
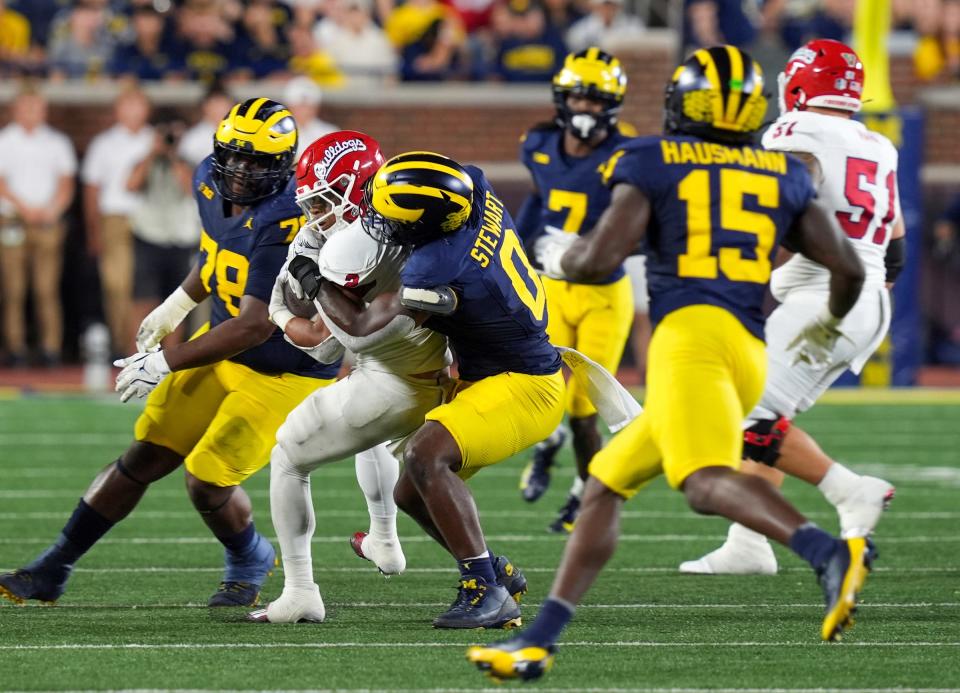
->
<box><xmin>0</xmin><ymin>534</ymin><xmax>955</xmax><ymax>545</ymax></box>
<box><xmin>0</xmin><ymin>565</ymin><xmax>951</xmax><ymax>575</ymax></box>
<box><xmin>35</xmin><ymin>689</ymin><xmax>960</xmax><ymax>693</ymax></box>
<box><xmin>3</xmin><ymin>641</ymin><xmax>960</xmax><ymax>652</ymax></box>
<box><xmin>2</xmin><ymin>510</ymin><xmax>959</xmax><ymax>521</ymax></box>
<box><xmin>3</xmin><ymin>601</ymin><xmax>956</xmax><ymax>610</ymax></box>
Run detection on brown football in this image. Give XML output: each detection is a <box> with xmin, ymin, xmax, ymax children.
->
<box><xmin>282</xmin><ymin>282</ymin><xmax>319</xmax><ymax>319</ymax></box>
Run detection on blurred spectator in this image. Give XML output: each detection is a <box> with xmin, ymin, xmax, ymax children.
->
<box><xmin>542</xmin><ymin>0</ymin><xmax>584</xmax><ymax>33</ymax></box>
<box><xmin>0</xmin><ymin>0</ymin><xmax>31</xmax><ymax>72</ymax></box>
<box><xmin>109</xmin><ymin>5</ymin><xmax>183</xmax><ymax>81</ymax></box>
<box><xmin>386</xmin><ymin>0</ymin><xmax>466</xmax><ymax>81</ymax></box>
<box><xmin>924</xmin><ymin>194</ymin><xmax>960</xmax><ymax>364</ymax></box>
<box><xmin>770</xmin><ymin>0</ymin><xmax>853</xmax><ymax>52</ymax></box>
<box><xmin>313</xmin><ymin>0</ymin><xmax>397</xmax><ymax>82</ymax></box>
<box><xmin>0</xmin><ymin>85</ymin><xmax>77</xmax><ymax>367</ymax></box>
<box><xmin>903</xmin><ymin>0</ymin><xmax>960</xmax><ymax>80</ymax></box>
<box><xmin>81</xmin><ymin>88</ymin><xmax>154</xmax><ymax>355</ymax></box>
<box><xmin>233</xmin><ymin>0</ymin><xmax>292</xmax><ymax>80</ymax></box>
<box><xmin>283</xmin><ymin>77</ymin><xmax>338</xmax><ymax>155</ymax></box>
<box><xmin>683</xmin><ymin>0</ymin><xmax>759</xmax><ymax>54</ymax></box>
<box><xmin>175</xmin><ymin>0</ymin><xmax>240</xmax><ymax>83</ymax></box>
<box><xmin>288</xmin><ymin>22</ymin><xmax>344</xmax><ymax>85</ymax></box>
<box><xmin>565</xmin><ymin>0</ymin><xmax>644</xmax><ymax>53</ymax></box>
<box><xmin>179</xmin><ymin>85</ymin><xmax>234</xmax><ymax>167</ymax></box>
<box><xmin>127</xmin><ymin>113</ymin><xmax>200</xmax><ymax>350</ymax></box>
<box><xmin>9</xmin><ymin>0</ymin><xmax>68</xmax><ymax>48</ymax></box>
<box><xmin>47</xmin><ymin>0</ymin><xmax>123</xmax><ymax>80</ymax></box>
<box><xmin>490</xmin><ymin>0</ymin><xmax>566</xmax><ymax>82</ymax></box>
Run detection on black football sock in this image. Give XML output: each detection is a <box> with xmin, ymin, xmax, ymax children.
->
<box><xmin>789</xmin><ymin>522</ymin><xmax>839</xmax><ymax>572</ymax></box>
<box><xmin>523</xmin><ymin>597</ymin><xmax>575</xmax><ymax>647</ymax></box>
<box><xmin>217</xmin><ymin>521</ymin><xmax>258</xmax><ymax>557</ymax></box>
<box><xmin>29</xmin><ymin>499</ymin><xmax>115</xmax><ymax>571</ymax></box>
<box><xmin>458</xmin><ymin>555</ymin><xmax>497</xmax><ymax>584</ymax></box>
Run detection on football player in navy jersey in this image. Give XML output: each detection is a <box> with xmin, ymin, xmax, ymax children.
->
<box><xmin>288</xmin><ymin>151</ymin><xmax>565</xmax><ymax>629</ymax></box>
<box><xmin>0</xmin><ymin>99</ymin><xmax>338</xmax><ymax>608</ymax></box>
<box><xmin>516</xmin><ymin>47</ymin><xmax>639</xmax><ymax>533</ymax></box>
<box><xmin>468</xmin><ymin>46</ymin><xmax>875</xmax><ymax>680</ymax></box>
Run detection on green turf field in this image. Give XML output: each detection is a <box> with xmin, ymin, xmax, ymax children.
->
<box><xmin>0</xmin><ymin>394</ymin><xmax>958</xmax><ymax>691</ymax></box>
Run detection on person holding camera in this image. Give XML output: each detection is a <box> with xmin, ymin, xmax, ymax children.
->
<box><xmin>126</xmin><ymin>114</ymin><xmax>200</xmax><ymax>349</ymax></box>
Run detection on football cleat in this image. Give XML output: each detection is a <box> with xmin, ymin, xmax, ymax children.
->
<box><xmin>208</xmin><ymin>535</ymin><xmax>277</xmax><ymax>607</ymax></box>
<box><xmin>520</xmin><ymin>428</ymin><xmax>567</xmax><ymax>502</ymax></box>
<box><xmin>818</xmin><ymin>536</ymin><xmax>876</xmax><ymax>642</ymax></box>
<box><xmin>467</xmin><ymin>636</ymin><xmax>556</xmax><ymax>682</ymax></box>
<box><xmin>837</xmin><ymin>476</ymin><xmax>895</xmax><ymax>539</ymax></box>
<box><xmin>247</xmin><ymin>584</ymin><xmax>326</xmax><ymax>623</ymax></box>
<box><xmin>349</xmin><ymin>531</ymin><xmax>406</xmax><ymax>576</ymax></box>
<box><xmin>548</xmin><ymin>494</ymin><xmax>580</xmax><ymax>534</ymax></box>
<box><xmin>493</xmin><ymin>555</ymin><xmax>528</xmax><ymax>604</ymax></box>
<box><xmin>678</xmin><ymin>535</ymin><xmax>778</xmax><ymax>575</ymax></box>
<box><xmin>433</xmin><ymin>576</ymin><xmax>522</xmax><ymax>630</ymax></box>
<box><xmin>0</xmin><ymin>566</ymin><xmax>71</xmax><ymax>605</ymax></box>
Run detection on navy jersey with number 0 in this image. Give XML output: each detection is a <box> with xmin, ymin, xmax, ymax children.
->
<box><xmin>519</xmin><ymin>126</ymin><xmax>633</xmax><ymax>284</ymax></box>
<box><xmin>401</xmin><ymin>166</ymin><xmax>562</xmax><ymax>381</ymax></box>
<box><xmin>193</xmin><ymin>156</ymin><xmax>340</xmax><ymax>378</ymax></box>
<box><xmin>606</xmin><ymin>136</ymin><xmax>816</xmax><ymax>340</ymax></box>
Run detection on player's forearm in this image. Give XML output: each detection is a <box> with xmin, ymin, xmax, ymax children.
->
<box><xmin>163</xmin><ymin>299</ymin><xmax>274</xmax><ymax>370</ymax></box>
<box><xmin>317</xmin><ymin>282</ymin><xmax>406</xmax><ymax>336</ymax></box>
<box><xmin>827</xmin><ymin>247</ymin><xmax>865</xmax><ymax>319</ymax></box>
<box><xmin>561</xmin><ymin>237</ymin><xmax>619</xmax><ymax>283</ymax></box>
<box><xmin>179</xmin><ymin>263</ymin><xmax>210</xmax><ymax>303</ymax></box>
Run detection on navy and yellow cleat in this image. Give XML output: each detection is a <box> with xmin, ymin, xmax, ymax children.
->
<box><xmin>0</xmin><ymin>566</ymin><xmax>70</xmax><ymax>605</ymax></box>
<box><xmin>208</xmin><ymin>535</ymin><xmax>278</xmax><ymax>607</ymax></box>
<box><xmin>818</xmin><ymin>536</ymin><xmax>877</xmax><ymax>641</ymax></box>
<box><xmin>433</xmin><ymin>576</ymin><xmax>522</xmax><ymax>629</ymax></box>
<box><xmin>548</xmin><ymin>494</ymin><xmax>580</xmax><ymax>534</ymax></box>
<box><xmin>467</xmin><ymin>636</ymin><xmax>557</xmax><ymax>682</ymax></box>
<box><xmin>520</xmin><ymin>428</ymin><xmax>567</xmax><ymax>502</ymax></box>
<box><xmin>493</xmin><ymin>555</ymin><xmax>528</xmax><ymax>604</ymax></box>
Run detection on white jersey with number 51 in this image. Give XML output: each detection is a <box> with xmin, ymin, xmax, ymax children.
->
<box><xmin>761</xmin><ymin>110</ymin><xmax>901</xmax><ymax>301</ymax></box>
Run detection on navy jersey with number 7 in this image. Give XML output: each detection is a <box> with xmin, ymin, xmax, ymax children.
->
<box><xmin>400</xmin><ymin>166</ymin><xmax>563</xmax><ymax>381</ymax></box>
<box><xmin>604</xmin><ymin>135</ymin><xmax>817</xmax><ymax>340</ymax></box>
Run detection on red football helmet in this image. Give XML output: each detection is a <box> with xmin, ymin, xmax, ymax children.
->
<box><xmin>295</xmin><ymin>130</ymin><xmax>385</xmax><ymax>239</ymax></box>
<box><xmin>778</xmin><ymin>39</ymin><xmax>864</xmax><ymax>114</ymax></box>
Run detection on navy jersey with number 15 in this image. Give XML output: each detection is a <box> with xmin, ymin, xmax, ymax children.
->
<box><xmin>401</xmin><ymin>166</ymin><xmax>563</xmax><ymax>382</ymax></box>
<box><xmin>605</xmin><ymin>136</ymin><xmax>817</xmax><ymax>340</ymax></box>
<box><xmin>193</xmin><ymin>155</ymin><xmax>340</xmax><ymax>379</ymax></box>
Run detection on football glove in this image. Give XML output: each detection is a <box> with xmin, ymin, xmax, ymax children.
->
<box><xmin>114</xmin><ymin>351</ymin><xmax>171</xmax><ymax>402</ymax></box>
<box><xmin>287</xmin><ymin>255</ymin><xmax>323</xmax><ymax>301</ymax></box>
<box><xmin>787</xmin><ymin>307</ymin><xmax>844</xmax><ymax>367</ymax></box>
<box><xmin>269</xmin><ymin>271</ymin><xmax>296</xmax><ymax>333</ymax></box>
<box><xmin>135</xmin><ymin>287</ymin><xmax>197</xmax><ymax>352</ymax></box>
<box><xmin>533</xmin><ymin>226</ymin><xmax>577</xmax><ymax>280</ymax></box>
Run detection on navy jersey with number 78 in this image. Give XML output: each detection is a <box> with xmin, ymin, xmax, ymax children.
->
<box><xmin>604</xmin><ymin>135</ymin><xmax>817</xmax><ymax>340</ymax></box>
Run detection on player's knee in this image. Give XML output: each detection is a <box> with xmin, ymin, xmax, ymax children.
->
<box><xmin>185</xmin><ymin>472</ymin><xmax>234</xmax><ymax>513</ymax></box>
<box><xmin>680</xmin><ymin>470</ymin><xmax>717</xmax><ymax>515</ymax></box>
<box><xmin>742</xmin><ymin>415</ymin><xmax>792</xmax><ymax>466</ymax></box>
<box><xmin>275</xmin><ymin>419</ymin><xmax>314</xmax><ymax>471</ymax></box>
<box><xmin>119</xmin><ymin>441</ymin><xmax>183</xmax><ymax>485</ymax></box>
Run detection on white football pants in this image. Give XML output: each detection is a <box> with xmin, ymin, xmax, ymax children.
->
<box><xmin>269</xmin><ymin>367</ymin><xmax>449</xmax><ymax>589</ymax></box>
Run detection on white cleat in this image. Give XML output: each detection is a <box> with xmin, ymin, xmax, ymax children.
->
<box><xmin>350</xmin><ymin>531</ymin><xmax>406</xmax><ymax>576</ymax></box>
<box><xmin>247</xmin><ymin>584</ymin><xmax>326</xmax><ymax>623</ymax></box>
<box><xmin>837</xmin><ymin>476</ymin><xmax>895</xmax><ymax>539</ymax></box>
<box><xmin>679</xmin><ymin>538</ymin><xmax>779</xmax><ymax>575</ymax></box>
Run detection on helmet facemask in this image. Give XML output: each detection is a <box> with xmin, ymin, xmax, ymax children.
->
<box><xmin>553</xmin><ymin>87</ymin><xmax>621</xmax><ymax>142</ymax></box>
<box><xmin>296</xmin><ymin>170</ymin><xmax>359</xmax><ymax>241</ymax></box>
<box><xmin>212</xmin><ymin>145</ymin><xmax>294</xmax><ymax>206</ymax></box>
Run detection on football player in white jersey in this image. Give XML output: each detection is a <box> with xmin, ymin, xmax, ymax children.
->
<box><xmin>680</xmin><ymin>39</ymin><xmax>902</xmax><ymax>576</ymax></box>
<box><xmin>250</xmin><ymin>131</ymin><xmax>455</xmax><ymax>623</ymax></box>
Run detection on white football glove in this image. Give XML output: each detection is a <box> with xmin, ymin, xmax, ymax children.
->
<box><xmin>269</xmin><ymin>271</ymin><xmax>296</xmax><ymax>332</ymax></box>
<box><xmin>787</xmin><ymin>307</ymin><xmax>844</xmax><ymax>367</ymax></box>
<box><xmin>280</xmin><ymin>229</ymin><xmax>324</xmax><ymax>300</ymax></box>
<box><xmin>114</xmin><ymin>351</ymin><xmax>171</xmax><ymax>402</ymax></box>
<box><xmin>283</xmin><ymin>332</ymin><xmax>345</xmax><ymax>365</ymax></box>
<box><xmin>136</xmin><ymin>287</ymin><xmax>198</xmax><ymax>352</ymax></box>
<box><xmin>533</xmin><ymin>226</ymin><xmax>577</xmax><ymax>279</ymax></box>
